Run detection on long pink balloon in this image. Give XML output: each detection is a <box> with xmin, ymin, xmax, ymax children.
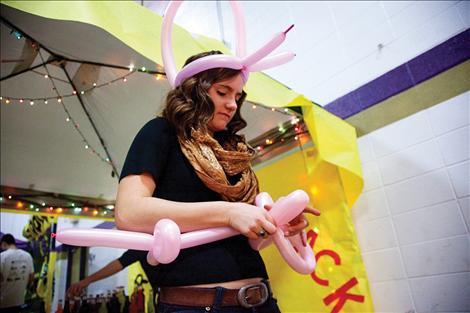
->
<box><xmin>174</xmin><ymin>55</ymin><xmax>243</xmax><ymax>87</ymax></box>
<box><xmin>229</xmin><ymin>1</ymin><xmax>246</xmax><ymax>57</ymax></box>
<box><xmin>242</xmin><ymin>25</ymin><xmax>294</xmax><ymax>68</ymax></box>
<box><xmin>56</xmin><ymin>190</ymin><xmax>316</xmax><ymax>274</ymax></box>
<box><xmin>250</xmin><ymin>192</ymin><xmax>316</xmax><ymax>274</ymax></box>
<box><xmin>160</xmin><ymin>0</ymin><xmax>183</xmax><ymax>87</ymax></box>
<box><xmin>248</xmin><ymin>52</ymin><xmax>295</xmax><ymax>72</ymax></box>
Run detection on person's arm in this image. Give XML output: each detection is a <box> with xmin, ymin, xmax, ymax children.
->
<box><xmin>115</xmin><ymin>173</ymin><xmax>277</xmax><ymax>239</ymax></box>
<box><xmin>67</xmin><ymin>259</ymin><xmax>123</xmax><ymax>297</ymax></box>
<box><xmin>264</xmin><ymin>204</ymin><xmax>321</xmax><ymax>237</ymax></box>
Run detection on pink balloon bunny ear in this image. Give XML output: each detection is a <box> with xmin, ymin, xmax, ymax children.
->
<box><xmin>229</xmin><ymin>1</ymin><xmax>247</xmax><ymax>58</ymax></box>
<box><xmin>161</xmin><ymin>0</ymin><xmax>295</xmax><ymax>88</ymax></box>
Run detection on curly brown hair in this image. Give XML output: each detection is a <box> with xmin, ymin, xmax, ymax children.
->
<box><xmin>161</xmin><ymin>50</ymin><xmax>247</xmax><ymax>139</ymax></box>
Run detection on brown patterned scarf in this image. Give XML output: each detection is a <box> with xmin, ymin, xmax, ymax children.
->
<box><xmin>178</xmin><ymin>129</ymin><xmax>259</xmax><ymax>204</ymax></box>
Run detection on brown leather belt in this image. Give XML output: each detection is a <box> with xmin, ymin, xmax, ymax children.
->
<box><xmin>158</xmin><ymin>280</ymin><xmax>271</xmax><ymax>308</ymax></box>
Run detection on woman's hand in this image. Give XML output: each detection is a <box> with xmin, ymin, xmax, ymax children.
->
<box><xmin>226</xmin><ymin>202</ymin><xmax>277</xmax><ymax>240</ymax></box>
<box><xmin>263</xmin><ymin>204</ymin><xmax>320</xmax><ymax>238</ymax></box>
<box><xmin>67</xmin><ymin>279</ymin><xmax>90</xmax><ymax>298</ymax></box>
<box><xmin>283</xmin><ymin>206</ymin><xmax>320</xmax><ymax>237</ymax></box>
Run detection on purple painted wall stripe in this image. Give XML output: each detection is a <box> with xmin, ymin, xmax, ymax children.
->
<box><xmin>324</xmin><ymin>28</ymin><xmax>470</xmax><ymax>119</ymax></box>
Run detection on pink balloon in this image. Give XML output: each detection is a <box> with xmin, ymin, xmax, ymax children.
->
<box><xmin>162</xmin><ymin>0</ymin><xmax>248</xmax><ymax>87</ymax></box>
<box><xmin>56</xmin><ymin>190</ymin><xmax>316</xmax><ymax>274</ymax></box>
<box><xmin>229</xmin><ymin>1</ymin><xmax>246</xmax><ymax>57</ymax></box>
<box><xmin>267</xmin><ymin>189</ymin><xmax>306</xmax><ymax>225</ymax></box>
<box><xmin>56</xmin><ymin>228</ymin><xmax>153</xmax><ymax>250</ymax></box>
<box><xmin>242</xmin><ymin>25</ymin><xmax>294</xmax><ymax>68</ymax></box>
<box><xmin>150</xmin><ymin>219</ymin><xmax>181</xmax><ymax>264</ymax></box>
<box><xmin>56</xmin><ymin>219</ymin><xmax>181</xmax><ymax>264</ymax></box>
<box><xmin>248</xmin><ymin>191</ymin><xmax>316</xmax><ymax>274</ymax></box>
<box><xmin>273</xmin><ymin>230</ymin><xmax>315</xmax><ymax>274</ymax></box>
<box><xmin>174</xmin><ymin>55</ymin><xmax>244</xmax><ymax>87</ymax></box>
<box><xmin>160</xmin><ymin>0</ymin><xmax>183</xmax><ymax>87</ymax></box>
<box><xmin>160</xmin><ymin>1</ymin><xmax>296</xmax><ymax>87</ymax></box>
<box><xmin>248</xmin><ymin>52</ymin><xmax>295</xmax><ymax>72</ymax></box>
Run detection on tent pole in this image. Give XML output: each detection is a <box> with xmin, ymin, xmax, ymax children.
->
<box><xmin>0</xmin><ymin>58</ymin><xmax>58</xmax><ymax>81</ymax></box>
<box><xmin>58</xmin><ymin>56</ymin><xmax>165</xmax><ymax>75</ymax></box>
<box><xmin>1</xmin><ymin>16</ymin><xmax>59</xmax><ymax>58</ymax></box>
<box><xmin>61</xmin><ymin>64</ymin><xmax>120</xmax><ymax>178</ymax></box>
<box><xmin>1</xmin><ymin>17</ymin><xmax>165</xmax><ymax>75</ymax></box>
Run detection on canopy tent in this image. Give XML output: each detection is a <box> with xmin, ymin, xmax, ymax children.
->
<box><xmin>0</xmin><ymin>1</ymin><xmax>302</xmax><ymax>203</ymax></box>
<box><xmin>1</xmin><ymin>3</ymin><xmax>373</xmax><ymax>312</ymax></box>
<box><xmin>1</xmin><ymin>1</ymin><xmax>363</xmax><ymax>209</ymax></box>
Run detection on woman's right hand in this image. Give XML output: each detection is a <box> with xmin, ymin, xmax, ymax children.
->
<box><xmin>226</xmin><ymin>202</ymin><xmax>277</xmax><ymax>239</ymax></box>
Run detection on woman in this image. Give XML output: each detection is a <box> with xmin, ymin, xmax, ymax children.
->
<box><xmin>115</xmin><ymin>50</ymin><xmax>319</xmax><ymax>313</ymax></box>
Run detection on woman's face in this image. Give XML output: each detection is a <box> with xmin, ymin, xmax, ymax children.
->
<box><xmin>207</xmin><ymin>74</ymin><xmax>244</xmax><ymax>134</ymax></box>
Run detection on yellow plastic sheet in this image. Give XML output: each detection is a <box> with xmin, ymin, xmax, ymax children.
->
<box><xmin>45</xmin><ymin>251</ymin><xmax>57</xmax><ymax>313</ymax></box>
<box><xmin>255</xmin><ymin>106</ymin><xmax>372</xmax><ymax>313</ymax></box>
<box><xmin>302</xmin><ymin>105</ymin><xmax>364</xmax><ymax>207</ymax></box>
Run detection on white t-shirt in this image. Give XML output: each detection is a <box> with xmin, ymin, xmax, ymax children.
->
<box><xmin>0</xmin><ymin>248</ymin><xmax>34</xmax><ymax>308</ymax></box>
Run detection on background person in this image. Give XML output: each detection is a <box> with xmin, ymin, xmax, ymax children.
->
<box><xmin>67</xmin><ymin>249</ymin><xmax>157</xmax><ymax>310</ymax></box>
<box><xmin>0</xmin><ymin>234</ymin><xmax>35</xmax><ymax>313</ymax></box>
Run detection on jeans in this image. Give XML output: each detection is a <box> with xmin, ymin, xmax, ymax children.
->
<box><xmin>156</xmin><ymin>286</ymin><xmax>282</xmax><ymax>313</ymax></box>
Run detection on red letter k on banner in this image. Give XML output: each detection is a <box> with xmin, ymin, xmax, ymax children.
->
<box><xmin>323</xmin><ymin>277</ymin><xmax>365</xmax><ymax>313</ymax></box>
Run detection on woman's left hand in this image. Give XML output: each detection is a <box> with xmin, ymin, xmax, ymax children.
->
<box><xmin>283</xmin><ymin>206</ymin><xmax>321</xmax><ymax>237</ymax></box>
<box><xmin>263</xmin><ymin>205</ymin><xmax>320</xmax><ymax>237</ymax></box>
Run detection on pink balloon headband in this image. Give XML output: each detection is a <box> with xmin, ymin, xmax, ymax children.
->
<box><xmin>161</xmin><ymin>1</ymin><xmax>296</xmax><ymax>88</ymax></box>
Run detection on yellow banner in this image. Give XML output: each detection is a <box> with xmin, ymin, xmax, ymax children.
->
<box><xmin>255</xmin><ymin>106</ymin><xmax>373</xmax><ymax>313</ymax></box>
<box><xmin>36</xmin><ymin>251</ymin><xmax>57</xmax><ymax>313</ymax></box>
<box><xmin>22</xmin><ymin>214</ymin><xmax>57</xmax><ymax>241</ymax></box>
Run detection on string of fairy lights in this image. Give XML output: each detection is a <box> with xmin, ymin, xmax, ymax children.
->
<box><xmin>0</xmin><ymin>28</ymin><xmax>166</xmax><ymax>171</ymax></box>
<box><xmin>248</xmin><ymin>113</ymin><xmax>309</xmax><ymax>158</ymax></box>
<box><xmin>0</xmin><ymin>194</ymin><xmax>115</xmax><ymax>218</ymax></box>
<box><xmin>1</xmin><ymin>33</ymin><xmax>306</xmax><ymax>165</ymax></box>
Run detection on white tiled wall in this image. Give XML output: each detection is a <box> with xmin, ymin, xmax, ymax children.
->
<box><xmin>352</xmin><ymin>91</ymin><xmax>470</xmax><ymax>313</ymax></box>
<box><xmin>370</xmin><ymin>279</ymin><xmax>415</xmax><ymax>313</ymax></box>
<box><xmin>410</xmin><ymin>272</ymin><xmax>470</xmax><ymax>313</ymax></box>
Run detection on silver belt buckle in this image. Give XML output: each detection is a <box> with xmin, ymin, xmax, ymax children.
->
<box><xmin>236</xmin><ymin>282</ymin><xmax>269</xmax><ymax>308</ymax></box>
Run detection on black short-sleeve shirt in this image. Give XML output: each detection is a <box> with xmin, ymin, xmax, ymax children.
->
<box><xmin>118</xmin><ymin>250</ymin><xmax>157</xmax><ymax>290</ymax></box>
<box><xmin>120</xmin><ymin>117</ymin><xmax>268</xmax><ymax>287</ymax></box>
